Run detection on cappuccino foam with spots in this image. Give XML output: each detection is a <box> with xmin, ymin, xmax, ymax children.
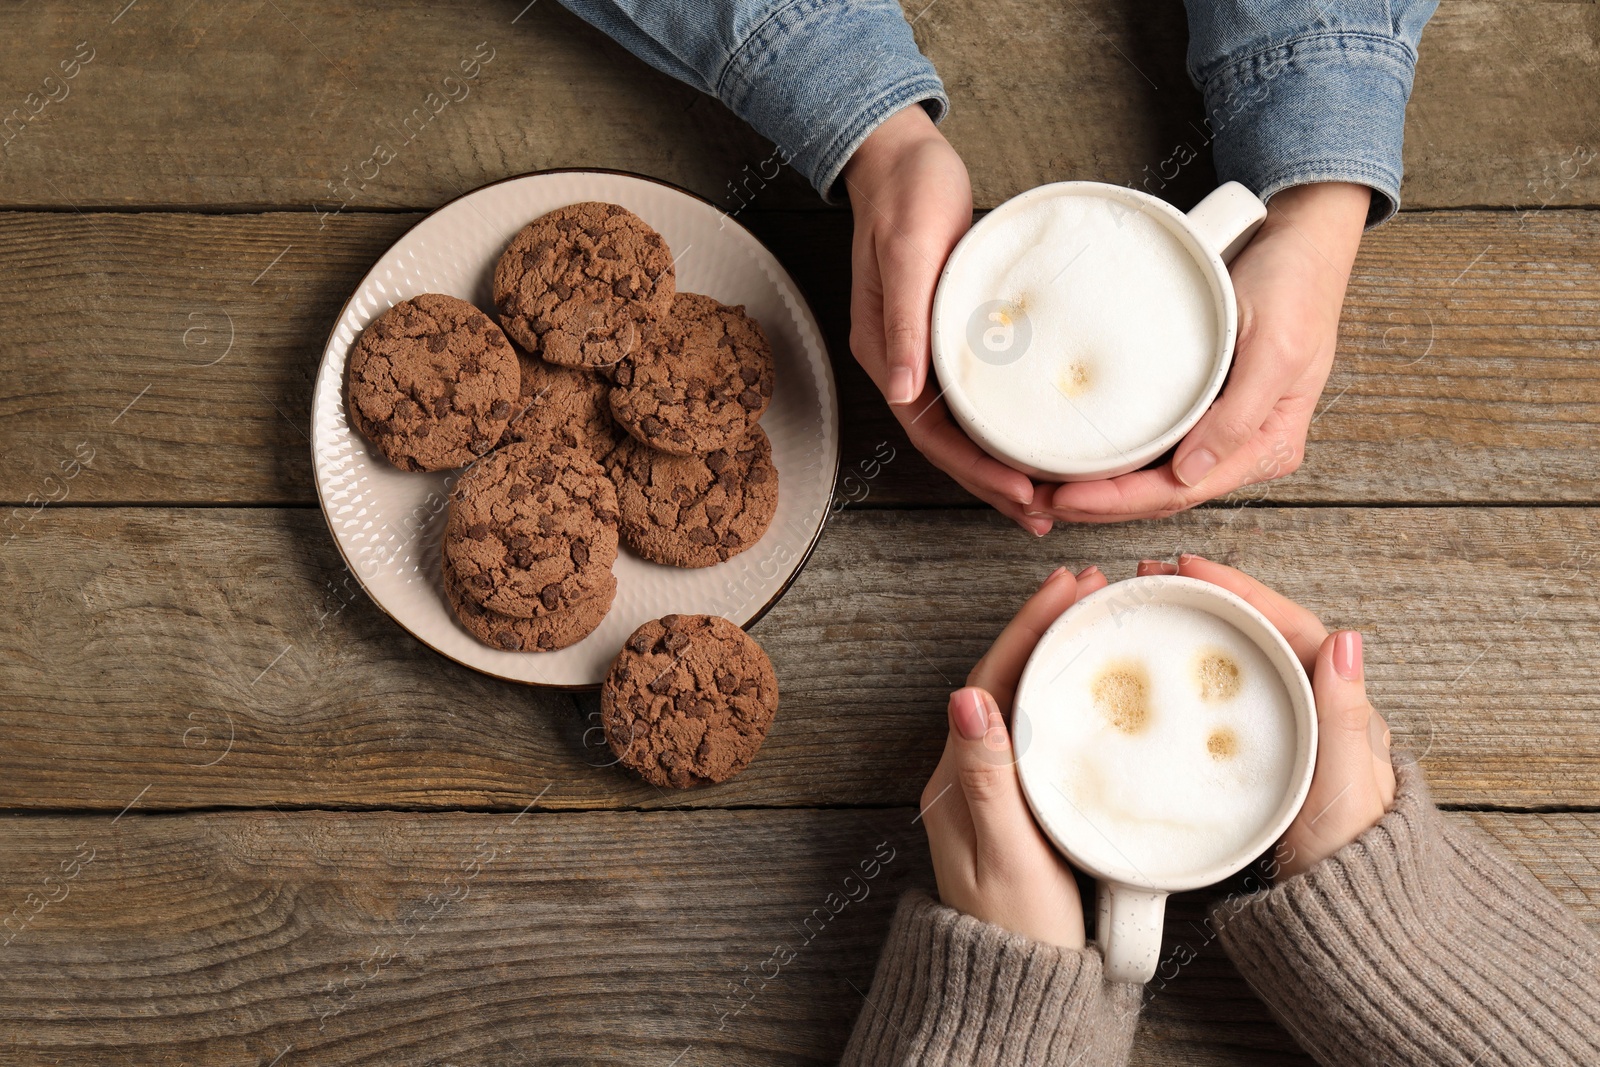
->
<box><xmin>1019</xmin><ymin>602</ymin><xmax>1298</xmax><ymax>883</ymax></box>
<box><xmin>930</xmin><ymin>182</ymin><xmax>1270</xmax><ymax>482</ymax></box>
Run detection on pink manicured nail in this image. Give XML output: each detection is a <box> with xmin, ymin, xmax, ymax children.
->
<box><xmin>1334</xmin><ymin>630</ymin><xmax>1363</xmax><ymax>681</ymax></box>
<box><xmin>1177</xmin><ymin>552</ymin><xmax>1206</xmax><ymax>565</ymax></box>
<box><xmin>887</xmin><ymin>367</ymin><xmax>916</xmax><ymax>405</ymax></box>
<box><xmin>1043</xmin><ymin>565</ymin><xmax>1069</xmax><ymax>586</ymax></box>
<box><xmin>951</xmin><ymin>688</ymin><xmax>988</xmax><ymax>741</ymax></box>
<box><xmin>1076</xmin><ymin>565</ymin><xmax>1100</xmax><ymax>580</ymax></box>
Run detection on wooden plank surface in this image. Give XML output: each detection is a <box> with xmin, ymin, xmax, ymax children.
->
<box><xmin>1</xmin><ymin>209</ymin><xmax>1596</xmax><ymax>507</ymax></box>
<box><xmin>4</xmin><ymin>0</ymin><xmax>1596</xmax><ymax>1062</ymax></box>
<box><xmin>0</xmin><ymin>807</ymin><xmax>1592</xmax><ymax>1065</ymax></box>
<box><xmin>0</xmin><ymin>1</ymin><xmax>1594</xmax><ymax>211</ymax></box>
<box><xmin>4</xmin><ymin>507</ymin><xmax>1598</xmax><ymax>812</ymax></box>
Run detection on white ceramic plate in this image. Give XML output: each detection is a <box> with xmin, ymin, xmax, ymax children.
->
<box><xmin>311</xmin><ymin>170</ymin><xmax>839</xmax><ymax>688</ymax></box>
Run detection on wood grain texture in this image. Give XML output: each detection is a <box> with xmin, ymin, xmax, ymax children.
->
<box><xmin>0</xmin><ymin>807</ymin><xmax>1592</xmax><ymax>1065</ymax></box>
<box><xmin>0</xmin><ymin>1</ymin><xmax>1593</xmax><ymax>211</ymax></box>
<box><xmin>1</xmin><ymin>209</ymin><xmax>1596</xmax><ymax>507</ymax></box>
<box><xmin>2</xmin><ymin>1</ymin><xmax>1594</xmax><ymax>1061</ymax></box>
<box><xmin>3</xmin><ymin>507</ymin><xmax>1599</xmax><ymax>811</ymax></box>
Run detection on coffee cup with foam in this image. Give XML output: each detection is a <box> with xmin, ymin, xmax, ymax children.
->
<box><xmin>930</xmin><ymin>181</ymin><xmax>1268</xmax><ymax>481</ymax></box>
<box><xmin>1012</xmin><ymin>575</ymin><xmax>1317</xmax><ymax>983</ymax></box>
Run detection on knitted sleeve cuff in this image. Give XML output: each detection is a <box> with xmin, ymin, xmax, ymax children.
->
<box><xmin>841</xmin><ymin>890</ymin><xmax>1141</xmax><ymax>1067</ymax></box>
<box><xmin>1214</xmin><ymin>758</ymin><xmax>1600</xmax><ymax>1066</ymax></box>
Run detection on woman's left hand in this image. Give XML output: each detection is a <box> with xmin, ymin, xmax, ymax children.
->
<box><xmin>1044</xmin><ymin>182</ymin><xmax>1371</xmax><ymax>523</ymax></box>
<box><xmin>918</xmin><ymin>564</ymin><xmax>1109</xmax><ymax>948</ymax></box>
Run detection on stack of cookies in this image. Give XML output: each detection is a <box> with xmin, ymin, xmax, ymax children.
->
<box><xmin>495</xmin><ymin>201</ymin><xmax>780</xmax><ymax>573</ymax></box>
<box><xmin>344</xmin><ymin>200</ymin><xmax>786</xmax><ymax>788</ymax></box>
<box><xmin>345</xmin><ymin>201</ymin><xmax>782</xmax><ymax>654</ymax></box>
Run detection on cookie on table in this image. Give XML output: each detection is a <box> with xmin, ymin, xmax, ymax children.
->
<box><xmin>493</xmin><ymin>202</ymin><xmax>675</xmax><ymax>370</ymax></box>
<box><xmin>605</xmin><ymin>426</ymin><xmax>778</xmax><ymax>568</ymax></box>
<box><xmin>609</xmin><ymin>293</ymin><xmax>774</xmax><ymax>455</ymax></box>
<box><xmin>498</xmin><ymin>350</ymin><xmax>622</xmax><ymax>464</ymax></box>
<box><xmin>443</xmin><ymin>440</ymin><xmax>619</xmax><ymax>619</ymax></box>
<box><xmin>601</xmin><ymin>614</ymin><xmax>779</xmax><ymax>789</ymax></box>
<box><xmin>443</xmin><ymin>555</ymin><xmax>614</xmax><ymax>652</ymax></box>
<box><xmin>346</xmin><ymin>293</ymin><xmax>520</xmax><ymax>472</ymax></box>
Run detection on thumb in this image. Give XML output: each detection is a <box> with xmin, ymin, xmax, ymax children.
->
<box><xmin>879</xmin><ymin>239</ymin><xmax>936</xmax><ymax>405</ymax></box>
<box><xmin>1312</xmin><ymin>631</ymin><xmax>1376</xmax><ymax>761</ymax></box>
<box><xmin>1302</xmin><ymin>631</ymin><xmax>1384</xmax><ymax>835</ymax></box>
<box><xmin>947</xmin><ymin>686</ymin><xmax>1035</xmax><ymax>854</ymax></box>
<box><xmin>1172</xmin><ymin>354</ymin><xmax>1292</xmax><ymax>488</ymax></box>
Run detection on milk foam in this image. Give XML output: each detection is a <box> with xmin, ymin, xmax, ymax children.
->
<box><xmin>1022</xmin><ymin>603</ymin><xmax>1296</xmax><ymax>883</ymax></box>
<box><xmin>939</xmin><ymin>192</ymin><xmax>1218</xmax><ymax>467</ymax></box>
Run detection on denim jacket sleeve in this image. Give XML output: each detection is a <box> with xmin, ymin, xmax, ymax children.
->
<box><xmin>1183</xmin><ymin>0</ymin><xmax>1439</xmax><ymax>225</ymax></box>
<box><xmin>554</xmin><ymin>0</ymin><xmax>948</xmax><ymax>202</ymax></box>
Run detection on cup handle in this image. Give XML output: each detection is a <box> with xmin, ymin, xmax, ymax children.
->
<box><xmin>1095</xmin><ymin>881</ymin><xmax>1169</xmax><ymax>983</ymax></box>
<box><xmin>1185</xmin><ymin>181</ymin><xmax>1268</xmax><ymax>264</ymax></box>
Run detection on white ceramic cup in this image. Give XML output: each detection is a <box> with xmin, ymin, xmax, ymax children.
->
<box><xmin>930</xmin><ymin>181</ymin><xmax>1268</xmax><ymax>481</ymax></box>
<box><xmin>1012</xmin><ymin>575</ymin><xmax>1317</xmax><ymax>983</ymax></box>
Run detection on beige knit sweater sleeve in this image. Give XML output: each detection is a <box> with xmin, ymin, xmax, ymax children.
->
<box><xmin>1215</xmin><ymin>758</ymin><xmax>1600</xmax><ymax>1067</ymax></box>
<box><xmin>839</xmin><ymin>890</ymin><xmax>1141</xmax><ymax>1066</ymax></box>
<box><xmin>844</xmin><ymin>758</ymin><xmax>1600</xmax><ymax>1066</ymax></box>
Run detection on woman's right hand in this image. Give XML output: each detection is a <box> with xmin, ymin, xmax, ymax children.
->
<box><xmin>842</xmin><ymin>105</ymin><xmax>1054</xmax><ymax>537</ymax></box>
<box><xmin>1137</xmin><ymin>554</ymin><xmax>1397</xmax><ymax>879</ymax></box>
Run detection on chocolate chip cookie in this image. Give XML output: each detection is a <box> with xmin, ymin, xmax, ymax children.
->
<box><xmin>609</xmin><ymin>293</ymin><xmax>774</xmax><ymax>455</ymax></box>
<box><xmin>601</xmin><ymin>614</ymin><xmax>779</xmax><ymax>788</ymax></box>
<box><xmin>498</xmin><ymin>350</ymin><xmax>622</xmax><ymax>463</ymax></box>
<box><xmin>347</xmin><ymin>293</ymin><xmax>521</xmax><ymax>472</ymax></box>
<box><xmin>443</xmin><ymin>440</ymin><xmax>619</xmax><ymax>619</ymax></box>
<box><xmin>605</xmin><ymin>427</ymin><xmax>778</xmax><ymax>568</ymax></box>
<box><xmin>493</xmin><ymin>202</ymin><xmax>675</xmax><ymax>370</ymax></box>
<box><xmin>444</xmin><ymin>554</ymin><xmax>614</xmax><ymax>652</ymax></box>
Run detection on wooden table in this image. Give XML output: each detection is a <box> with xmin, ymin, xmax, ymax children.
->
<box><xmin>1</xmin><ymin>2</ymin><xmax>1596</xmax><ymax>1063</ymax></box>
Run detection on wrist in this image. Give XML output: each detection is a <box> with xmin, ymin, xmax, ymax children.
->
<box><xmin>842</xmin><ymin>103</ymin><xmax>942</xmax><ymax>200</ymax></box>
<box><xmin>1259</xmin><ymin>182</ymin><xmax>1370</xmax><ymax>277</ymax></box>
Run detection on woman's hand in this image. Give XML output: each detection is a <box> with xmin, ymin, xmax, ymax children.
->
<box><xmin>843</xmin><ymin>105</ymin><xmax>1053</xmax><ymax>537</ymax></box>
<box><xmin>1136</xmin><ymin>554</ymin><xmax>1397</xmax><ymax>879</ymax></box>
<box><xmin>919</xmin><ymin>564</ymin><xmax>1109</xmax><ymax>946</ymax></box>
<box><xmin>1050</xmin><ymin>183</ymin><xmax>1371</xmax><ymax>523</ymax></box>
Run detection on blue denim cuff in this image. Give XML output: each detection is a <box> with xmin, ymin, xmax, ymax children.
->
<box><xmin>717</xmin><ymin>0</ymin><xmax>949</xmax><ymax>203</ymax></box>
<box><xmin>1197</xmin><ymin>32</ymin><xmax>1419</xmax><ymax>227</ymax></box>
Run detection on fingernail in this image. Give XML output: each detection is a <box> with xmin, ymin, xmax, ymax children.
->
<box><xmin>951</xmin><ymin>687</ymin><xmax>988</xmax><ymax>741</ymax></box>
<box><xmin>1044</xmin><ymin>565</ymin><xmax>1069</xmax><ymax>585</ymax></box>
<box><xmin>1025</xmin><ymin>510</ymin><xmax>1050</xmax><ymax>519</ymax></box>
<box><xmin>1031</xmin><ymin>519</ymin><xmax>1051</xmax><ymax>537</ymax></box>
<box><xmin>1076</xmin><ymin>565</ymin><xmax>1100</xmax><ymax>580</ymax></box>
<box><xmin>1175</xmin><ymin>448</ymin><xmax>1217</xmax><ymax>488</ymax></box>
<box><xmin>977</xmin><ymin>689</ymin><xmax>1009</xmax><ymax>751</ymax></box>
<box><xmin>887</xmin><ymin>367</ymin><xmax>916</xmax><ymax>405</ymax></box>
<box><xmin>1177</xmin><ymin>552</ymin><xmax>1206</xmax><ymax>565</ymax></box>
<box><xmin>1139</xmin><ymin>559</ymin><xmax>1179</xmax><ymax>575</ymax></box>
<box><xmin>1334</xmin><ymin>630</ymin><xmax>1363</xmax><ymax>681</ymax></box>
<box><xmin>1011</xmin><ymin>486</ymin><xmax>1035</xmax><ymax>506</ymax></box>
